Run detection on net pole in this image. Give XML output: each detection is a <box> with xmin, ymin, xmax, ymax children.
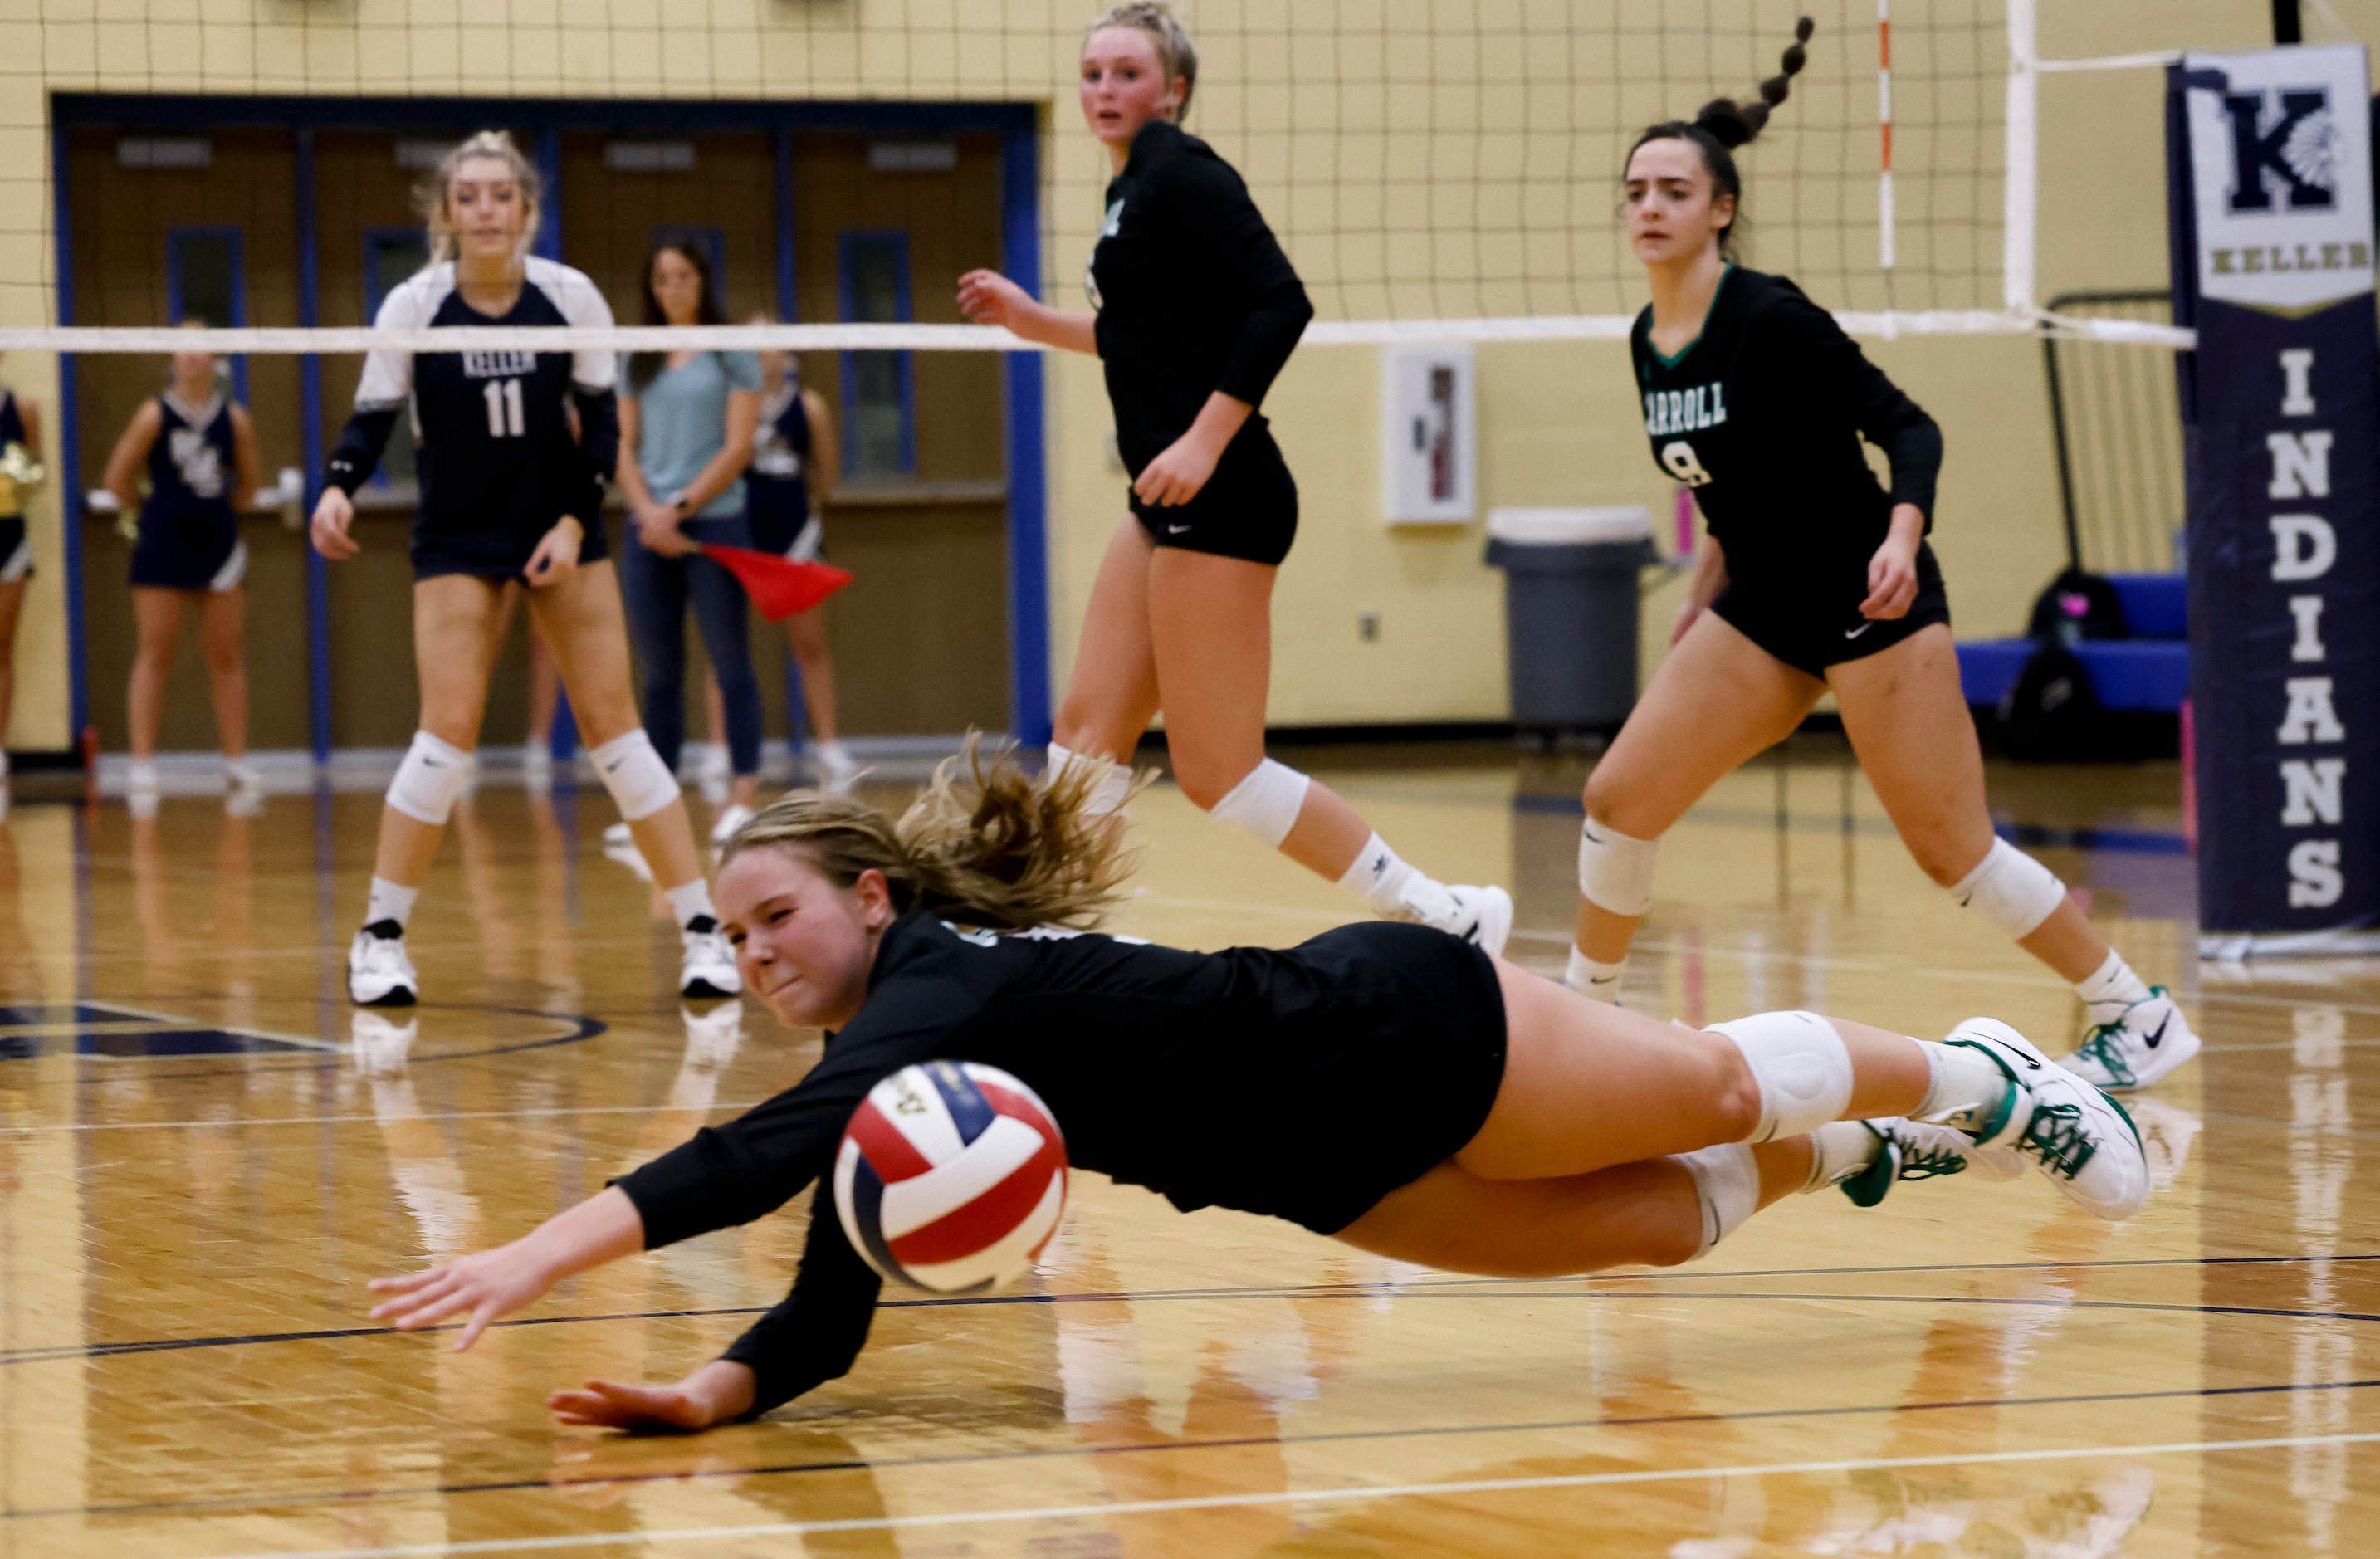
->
<box><xmin>2003</xmin><ymin>0</ymin><xmax>2040</xmax><ymax>316</ymax></box>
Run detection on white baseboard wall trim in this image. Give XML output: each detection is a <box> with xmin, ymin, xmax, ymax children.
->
<box><xmin>89</xmin><ymin>735</ymin><xmax>1009</xmax><ymax>797</ymax></box>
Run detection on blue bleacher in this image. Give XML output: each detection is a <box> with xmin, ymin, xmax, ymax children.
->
<box><xmin>1955</xmin><ymin>574</ymin><xmax>2189</xmax><ymax>713</ymax></box>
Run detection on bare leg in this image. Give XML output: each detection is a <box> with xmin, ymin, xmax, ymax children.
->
<box><xmin>1576</xmin><ymin>611</ymin><xmax>1823</xmax><ymax>961</ymax></box>
<box><xmin>1339</xmin><ymin>1137</ymin><xmax>1818</xmax><ymax>1277</ymax></box>
<box><xmin>0</xmin><ymin>579</ymin><xmax>23</xmax><ymax>746</ymax></box>
<box><xmin>1830</xmin><ymin>625</ymin><xmax>2108</xmax><ymax>983</ymax></box>
<box><xmin>1051</xmin><ymin>520</ymin><xmax>1162</xmax><ymax>761</ymax></box>
<box><xmin>127</xmin><ymin>589</ymin><xmax>188</xmax><ymax>761</ymax></box>
<box><xmin>527</xmin><ymin>562</ymin><xmax>705</xmax><ymax>894</ymax></box>
<box><xmin>527</xmin><ymin>629</ymin><xmax>560</xmax><ymax>745</ymax></box>
<box><xmin>1455</xmin><ymin>957</ymin><xmax>1930</xmax><ymax>1182</ymax></box>
<box><xmin>371</xmin><ymin>575</ymin><xmax>506</xmax><ymax>887</ymax></box>
<box><xmin>784</xmin><ymin>604</ymin><xmax>840</xmax><ymax>744</ymax></box>
<box><xmin>198</xmin><ymin>587</ymin><xmax>247</xmax><ymax>762</ymax></box>
<box><xmin>1144</xmin><ymin>545</ymin><xmax>1377</xmax><ymax>877</ymax></box>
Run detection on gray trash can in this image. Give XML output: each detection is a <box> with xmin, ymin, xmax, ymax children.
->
<box><xmin>1484</xmin><ymin>506</ymin><xmax>1656</xmax><ymax>734</ymax></box>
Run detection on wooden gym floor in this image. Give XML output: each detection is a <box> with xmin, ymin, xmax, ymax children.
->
<box><xmin>2</xmin><ymin>736</ymin><xmax>2374</xmax><ymax>1557</ymax></box>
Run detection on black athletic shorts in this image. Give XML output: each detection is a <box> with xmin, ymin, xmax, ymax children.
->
<box><xmin>412</xmin><ymin>514</ymin><xmax>611</xmax><ymax>584</ymax></box>
<box><xmin>1711</xmin><ymin>540</ymin><xmax>1950</xmax><ymax>678</ymax></box>
<box><xmin>1129</xmin><ymin>421</ymin><xmax>1298</xmax><ymax>567</ymax></box>
<box><xmin>0</xmin><ymin>516</ymin><xmax>30</xmax><ymax>584</ymax></box>
<box><xmin>1197</xmin><ymin>921</ymin><xmax>1509</xmax><ymax>1236</ymax></box>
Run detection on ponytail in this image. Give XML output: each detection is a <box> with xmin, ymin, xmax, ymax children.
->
<box><xmin>720</xmin><ymin>736</ymin><xmax>1142</xmax><ymax>932</ymax></box>
<box><xmin>1626</xmin><ymin>17</ymin><xmax>1815</xmax><ymax>258</ymax></box>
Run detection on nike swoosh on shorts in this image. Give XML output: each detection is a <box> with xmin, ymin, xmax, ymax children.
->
<box><xmin>1844</xmin><ymin>622</ymin><xmax>1874</xmax><ymax>640</ymax></box>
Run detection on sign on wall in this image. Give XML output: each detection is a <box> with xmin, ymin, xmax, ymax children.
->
<box><xmin>1381</xmin><ymin>344</ymin><xmax>1475</xmax><ymax>524</ymax></box>
<box><xmin>2171</xmin><ymin>43</ymin><xmax>2380</xmax><ymax>955</ymax></box>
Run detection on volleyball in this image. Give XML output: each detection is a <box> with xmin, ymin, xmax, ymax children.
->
<box><xmin>833</xmin><ymin>1060</ymin><xmax>1068</xmax><ymax>1294</ymax></box>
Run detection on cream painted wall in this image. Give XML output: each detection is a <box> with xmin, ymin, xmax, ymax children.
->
<box><xmin>3</xmin><ymin>1</ymin><xmax>2367</xmax><ymax>744</ymax></box>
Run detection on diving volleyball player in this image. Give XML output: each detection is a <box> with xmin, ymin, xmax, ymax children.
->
<box><xmin>312</xmin><ymin>131</ymin><xmax>737</xmax><ymax>1006</ymax></box>
<box><xmin>1564</xmin><ymin>22</ymin><xmax>2197</xmax><ymax>1092</ymax></box>
<box><xmin>956</xmin><ymin>2</ymin><xmax>1513</xmax><ymax>953</ymax></box>
<box><xmin>369</xmin><ymin>743</ymin><xmax>2148</xmax><ymax>1432</ymax></box>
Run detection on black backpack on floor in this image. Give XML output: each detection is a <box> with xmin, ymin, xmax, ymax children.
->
<box><xmin>2026</xmin><ymin>568</ymin><xmax>2129</xmax><ymax>644</ymax></box>
<box><xmin>1996</xmin><ymin>638</ymin><xmax>2107</xmax><ymax>761</ymax></box>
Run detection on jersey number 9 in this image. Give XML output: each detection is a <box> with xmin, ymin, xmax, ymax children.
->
<box><xmin>483</xmin><ymin>379</ymin><xmax>525</xmax><ymax>439</ymax></box>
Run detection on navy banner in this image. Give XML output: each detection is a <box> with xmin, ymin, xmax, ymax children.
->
<box><xmin>2171</xmin><ymin>45</ymin><xmax>2380</xmax><ymax>956</ymax></box>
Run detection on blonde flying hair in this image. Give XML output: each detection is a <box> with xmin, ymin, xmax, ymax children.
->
<box><xmin>1085</xmin><ymin>2</ymin><xmax>1199</xmax><ymax>120</ymax></box>
<box><xmin>419</xmin><ymin>130</ymin><xmax>544</xmax><ymax>266</ymax></box>
<box><xmin>721</xmin><ymin>738</ymin><xmax>1143</xmax><ymax>932</ymax></box>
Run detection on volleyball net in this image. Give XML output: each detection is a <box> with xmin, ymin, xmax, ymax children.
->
<box><xmin>2</xmin><ymin>0</ymin><xmax>2196</xmax><ymax>357</ymax></box>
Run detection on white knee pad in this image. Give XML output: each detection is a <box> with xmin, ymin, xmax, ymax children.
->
<box><xmin>1579</xmin><ymin>818</ymin><xmax>1660</xmax><ymax>916</ymax></box>
<box><xmin>1678</xmin><ymin>1143</ymin><xmax>1758</xmax><ymax>1259</ymax></box>
<box><xmin>385</xmin><ymin>731</ymin><xmax>474</xmax><ymax>826</ymax></box>
<box><xmin>1206</xmin><ymin>758</ymin><xmax>1312</xmax><ymax>848</ymax></box>
<box><xmin>590</xmin><ymin>729</ymin><xmax>681</xmax><ymax>822</ymax></box>
<box><xmin>1950</xmin><ymin>838</ymin><xmax>2067</xmax><ymax>939</ymax></box>
<box><xmin>1705</xmin><ymin>1009</ymin><xmax>1855</xmax><ymax>1143</ymax></box>
<box><xmin>1046</xmin><ymin>742</ymin><xmax>1131</xmax><ymax>818</ymax></box>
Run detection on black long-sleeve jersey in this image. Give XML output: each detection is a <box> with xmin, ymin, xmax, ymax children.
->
<box><xmin>612</xmin><ymin>910</ymin><xmax>1506</xmax><ymax>1417</ymax></box>
<box><xmin>1087</xmin><ymin>120</ymin><xmax>1315</xmax><ymax>468</ymax></box>
<box><xmin>325</xmin><ymin>258</ymin><xmax>619</xmax><ymax>577</ymax></box>
<box><xmin>1630</xmin><ymin>266</ymin><xmax>1943</xmax><ymax>593</ymax></box>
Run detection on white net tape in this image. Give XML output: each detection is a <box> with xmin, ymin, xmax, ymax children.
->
<box><xmin>0</xmin><ymin>311</ymin><xmax>2189</xmax><ymax>354</ymax></box>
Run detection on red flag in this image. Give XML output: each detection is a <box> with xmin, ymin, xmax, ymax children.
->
<box><xmin>702</xmin><ymin>545</ymin><xmax>853</xmax><ymax>622</ymax></box>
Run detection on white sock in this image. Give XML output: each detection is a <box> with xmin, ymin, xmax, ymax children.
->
<box><xmin>1803</xmin><ymin>1121</ymin><xmax>1884</xmax><ymax>1192</ymax></box>
<box><xmin>665</xmin><ymin>878</ymin><xmax>717</xmax><ymax>931</ymax></box>
<box><xmin>226</xmin><ymin>755</ymin><xmax>260</xmax><ymax>787</ymax></box>
<box><xmin>1916</xmin><ymin>1042</ymin><xmax>2014</xmax><ymax>1127</ymax></box>
<box><xmin>365</xmin><ymin>877</ymin><xmax>418</xmax><ymax>933</ymax></box>
<box><xmin>1565</xmin><ymin>946</ymin><xmax>1625</xmax><ymax>1003</ymax></box>
<box><xmin>128</xmin><ymin>758</ymin><xmax>159</xmax><ymax>789</ymax></box>
<box><xmin>1337</xmin><ymin>832</ymin><xmax>1454</xmax><ymax>920</ymax></box>
<box><xmin>2072</xmin><ymin>950</ymin><xmax>2153</xmax><ymax>1024</ymax></box>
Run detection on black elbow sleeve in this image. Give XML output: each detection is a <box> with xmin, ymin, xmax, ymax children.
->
<box><xmin>325</xmin><ymin>408</ymin><xmax>399</xmax><ymax>496</ymax></box>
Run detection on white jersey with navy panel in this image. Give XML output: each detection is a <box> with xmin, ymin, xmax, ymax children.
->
<box><xmin>328</xmin><ymin>257</ymin><xmax>621</xmax><ymax>579</ymax></box>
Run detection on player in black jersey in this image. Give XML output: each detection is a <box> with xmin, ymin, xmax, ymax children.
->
<box><xmin>743</xmin><ymin>327</ymin><xmax>856</xmax><ymax>788</ymax></box>
<box><xmin>312</xmin><ymin>132</ymin><xmax>737</xmax><ymax>1007</ymax></box>
<box><xmin>1562</xmin><ymin>26</ymin><xmax>2197</xmax><ymax>1094</ymax></box>
<box><xmin>0</xmin><ymin>373</ymin><xmax>42</xmax><ymax>799</ymax></box>
<box><xmin>99</xmin><ymin>343</ymin><xmax>262</xmax><ymax>811</ymax></box>
<box><xmin>957</xmin><ymin>2</ymin><xmax>1512</xmax><ymax>955</ymax></box>
<box><xmin>365</xmin><ymin>742</ymin><xmax>2148</xmax><ymax>1430</ymax></box>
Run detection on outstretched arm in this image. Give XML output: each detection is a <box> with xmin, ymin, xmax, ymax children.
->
<box><xmin>956</xmin><ymin>270</ymin><xmax>1098</xmax><ymax>354</ymax></box>
<box><xmin>550</xmin><ymin>1185</ymin><xmax>882</xmax><ymax>1431</ymax></box>
<box><xmin>369</xmin><ymin>1185</ymin><xmax>645</xmax><ymax>1350</ymax></box>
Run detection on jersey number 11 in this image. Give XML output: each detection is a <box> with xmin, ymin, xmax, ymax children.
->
<box><xmin>483</xmin><ymin>379</ymin><xmax>525</xmax><ymax>438</ymax></box>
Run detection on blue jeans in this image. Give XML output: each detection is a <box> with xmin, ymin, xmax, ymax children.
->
<box><xmin>619</xmin><ymin>516</ymin><xmax>764</xmax><ymax>777</ymax></box>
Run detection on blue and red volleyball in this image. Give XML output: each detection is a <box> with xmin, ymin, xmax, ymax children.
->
<box><xmin>833</xmin><ymin>1060</ymin><xmax>1069</xmax><ymax>1293</ymax></box>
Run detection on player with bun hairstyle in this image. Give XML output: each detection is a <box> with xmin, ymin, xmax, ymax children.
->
<box><xmin>314</xmin><ymin>130</ymin><xmax>740</xmax><ymax>1006</ymax></box>
<box><xmin>957</xmin><ymin>2</ymin><xmax>1513</xmax><ymax>954</ymax></box>
<box><xmin>369</xmin><ymin>740</ymin><xmax>2148</xmax><ymax>1432</ymax></box>
<box><xmin>1562</xmin><ymin>22</ymin><xmax>2197</xmax><ymax>1093</ymax></box>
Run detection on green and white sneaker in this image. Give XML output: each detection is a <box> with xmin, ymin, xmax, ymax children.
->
<box><xmin>2062</xmin><ymin>986</ymin><xmax>2201</xmax><ymax>1092</ymax></box>
<box><xmin>1832</xmin><ymin>1117</ymin><xmax>2026</xmax><ymax>1208</ymax></box>
<box><xmin>1936</xmin><ymin>1018</ymin><xmax>2152</xmax><ymax>1222</ymax></box>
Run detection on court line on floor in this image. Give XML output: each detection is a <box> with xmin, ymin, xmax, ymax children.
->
<box><xmin>189</xmin><ymin>1430</ymin><xmax>2380</xmax><ymax>1557</ymax></box>
<box><xmin>11</xmin><ymin>1260</ymin><xmax>2375</xmax><ymax>1367</ymax></box>
<box><xmin>20</xmin><ymin>1370</ymin><xmax>2380</xmax><ymax>1525</ymax></box>
<box><xmin>0</xmin><ymin>1100</ymin><xmax>769</xmax><ymax>1136</ymax></box>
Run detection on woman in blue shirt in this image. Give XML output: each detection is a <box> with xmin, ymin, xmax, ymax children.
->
<box><xmin>615</xmin><ymin>242</ymin><xmax>765</xmax><ymax>843</ymax></box>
